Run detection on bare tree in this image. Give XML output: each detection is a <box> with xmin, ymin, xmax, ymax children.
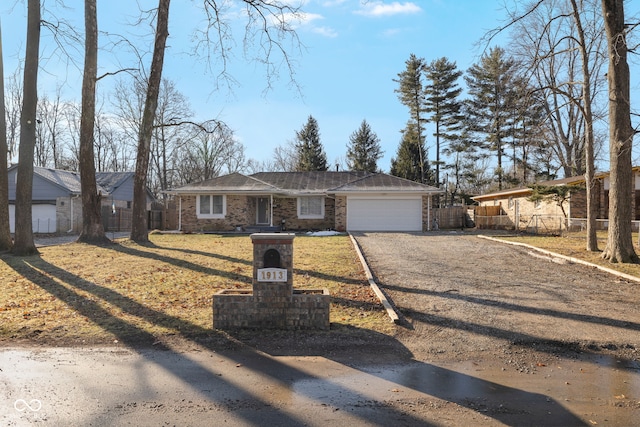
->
<box><xmin>510</xmin><ymin>0</ymin><xmax>606</xmax><ymax>179</ymax></box>
<box><xmin>34</xmin><ymin>90</ymin><xmax>68</xmax><ymax>168</ymax></box>
<box><xmin>175</xmin><ymin>122</ymin><xmax>243</xmax><ymax>184</ymax></box>
<box><xmin>273</xmin><ymin>140</ymin><xmax>299</xmax><ymax>171</ymax></box>
<box><xmin>13</xmin><ymin>0</ymin><xmax>40</xmax><ymax>256</ymax></box>
<box><xmin>130</xmin><ymin>0</ymin><xmax>303</xmax><ymax>242</ymax></box>
<box><xmin>5</xmin><ymin>69</ymin><xmax>23</xmax><ymax>162</ymax></box>
<box><xmin>0</xmin><ymin>23</ymin><xmax>12</xmax><ymax>251</ymax></box>
<box><xmin>601</xmin><ymin>0</ymin><xmax>638</xmax><ymax>263</ymax></box>
<box><xmin>150</xmin><ymin>79</ymin><xmax>195</xmax><ymax>197</ymax></box>
<box><xmin>131</xmin><ymin>0</ymin><xmax>170</xmax><ymax>243</ymax></box>
<box><xmin>77</xmin><ymin>0</ymin><xmax>109</xmax><ymax>244</ymax></box>
<box><xmin>497</xmin><ymin>0</ymin><xmax>604</xmax><ymax>252</ymax></box>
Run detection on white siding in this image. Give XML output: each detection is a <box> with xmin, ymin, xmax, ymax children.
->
<box><xmin>347</xmin><ymin>197</ymin><xmax>422</xmax><ymax>231</ymax></box>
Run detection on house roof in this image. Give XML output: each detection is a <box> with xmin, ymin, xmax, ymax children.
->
<box><xmin>176</xmin><ymin>172</ymin><xmax>281</xmax><ymax>193</ymax></box>
<box><xmin>8</xmin><ymin>165</ymin><xmax>137</xmax><ymax>197</ymax></box>
<box><xmin>168</xmin><ymin>171</ymin><xmax>442</xmax><ymax>196</ymax></box>
<box><xmin>471</xmin><ymin>170</ymin><xmax>628</xmax><ymax>202</ymax></box>
<box><xmin>34</xmin><ymin>167</ymin><xmax>85</xmax><ymax>194</ymax></box>
<box><xmin>95</xmin><ymin>171</ymin><xmax>133</xmax><ymax>194</ymax></box>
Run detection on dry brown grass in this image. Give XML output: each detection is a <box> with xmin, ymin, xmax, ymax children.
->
<box><xmin>0</xmin><ymin>234</ymin><xmax>393</xmax><ymax>346</ymax></box>
<box><xmin>496</xmin><ymin>230</ymin><xmax>640</xmax><ymax>278</ymax></box>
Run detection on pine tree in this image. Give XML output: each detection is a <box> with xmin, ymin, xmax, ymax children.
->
<box><xmin>294</xmin><ymin>115</ymin><xmax>327</xmax><ymax>171</ymax></box>
<box><xmin>424</xmin><ymin>57</ymin><xmax>463</xmax><ymax>190</ymax></box>
<box><xmin>464</xmin><ymin>47</ymin><xmax>520</xmax><ymax>191</ymax></box>
<box><xmin>390</xmin><ymin>122</ymin><xmax>432</xmax><ymax>184</ymax></box>
<box><xmin>346</xmin><ymin>119</ymin><xmax>382</xmax><ymax>172</ymax></box>
<box><xmin>394</xmin><ymin>54</ymin><xmax>427</xmax><ymax>183</ymax></box>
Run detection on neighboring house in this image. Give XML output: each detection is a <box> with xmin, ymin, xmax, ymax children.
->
<box><xmin>167</xmin><ymin>171</ymin><xmax>442</xmax><ymax>232</ymax></box>
<box><xmin>472</xmin><ymin>168</ymin><xmax>640</xmax><ymax>231</ymax></box>
<box><xmin>7</xmin><ymin>165</ymin><xmax>153</xmax><ymax>234</ymax></box>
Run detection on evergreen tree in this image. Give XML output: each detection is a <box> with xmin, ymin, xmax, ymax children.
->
<box><xmin>346</xmin><ymin>119</ymin><xmax>383</xmax><ymax>172</ymax></box>
<box><xmin>464</xmin><ymin>47</ymin><xmax>520</xmax><ymax>191</ymax></box>
<box><xmin>390</xmin><ymin>122</ymin><xmax>432</xmax><ymax>184</ymax></box>
<box><xmin>294</xmin><ymin>115</ymin><xmax>327</xmax><ymax>171</ymax></box>
<box><xmin>424</xmin><ymin>57</ymin><xmax>463</xmax><ymax>190</ymax></box>
<box><xmin>394</xmin><ymin>54</ymin><xmax>427</xmax><ymax>182</ymax></box>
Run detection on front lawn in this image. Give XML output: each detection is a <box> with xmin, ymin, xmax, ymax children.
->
<box><xmin>0</xmin><ymin>234</ymin><xmax>392</xmax><ymax>346</ymax></box>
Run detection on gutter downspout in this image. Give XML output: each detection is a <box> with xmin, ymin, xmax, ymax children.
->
<box><xmin>270</xmin><ymin>194</ymin><xmax>273</xmax><ymax>227</ymax></box>
<box><xmin>178</xmin><ymin>196</ymin><xmax>182</xmax><ymax>231</ymax></box>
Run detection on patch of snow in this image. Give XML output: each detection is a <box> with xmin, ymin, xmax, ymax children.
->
<box><xmin>305</xmin><ymin>230</ymin><xmax>342</xmax><ymax>237</ymax></box>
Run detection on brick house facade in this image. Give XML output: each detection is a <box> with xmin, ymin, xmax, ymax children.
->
<box><xmin>169</xmin><ymin>172</ymin><xmax>442</xmax><ymax>233</ymax></box>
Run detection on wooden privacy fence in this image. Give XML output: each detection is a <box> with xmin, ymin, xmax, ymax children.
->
<box><xmin>432</xmin><ymin>206</ymin><xmax>469</xmax><ymax>229</ymax></box>
<box><xmin>101</xmin><ymin>206</ymin><xmax>133</xmax><ymax>232</ymax></box>
<box><xmin>473</xmin><ymin>205</ymin><xmax>513</xmax><ymax>230</ymax></box>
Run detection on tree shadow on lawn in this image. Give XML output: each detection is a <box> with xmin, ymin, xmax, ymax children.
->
<box><xmin>122</xmin><ymin>239</ymin><xmax>366</xmax><ymax>287</ymax></box>
<box><xmin>109</xmin><ymin>241</ymin><xmax>254</xmax><ymax>284</ymax></box>
<box><xmin>5</xmin><ymin>255</ymin><xmax>588</xmax><ymax>426</ymax></box>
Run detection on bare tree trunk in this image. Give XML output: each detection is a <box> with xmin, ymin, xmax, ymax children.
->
<box><xmin>0</xmin><ymin>23</ymin><xmax>12</xmax><ymax>251</ymax></box>
<box><xmin>601</xmin><ymin>0</ymin><xmax>637</xmax><ymax>263</ymax></box>
<box><xmin>13</xmin><ymin>0</ymin><xmax>40</xmax><ymax>256</ymax></box>
<box><xmin>131</xmin><ymin>0</ymin><xmax>170</xmax><ymax>243</ymax></box>
<box><xmin>77</xmin><ymin>0</ymin><xmax>109</xmax><ymax>244</ymax></box>
<box><xmin>568</xmin><ymin>0</ymin><xmax>599</xmax><ymax>252</ymax></box>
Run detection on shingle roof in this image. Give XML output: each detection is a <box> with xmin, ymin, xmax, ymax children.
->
<box><xmin>28</xmin><ymin>166</ymin><xmax>126</xmax><ymax>195</ymax></box>
<box><xmin>472</xmin><ymin>174</ymin><xmax>594</xmax><ymax>201</ymax></box>
<box><xmin>95</xmin><ymin>172</ymin><xmax>133</xmax><ymax>193</ymax></box>
<box><xmin>176</xmin><ymin>172</ymin><xmax>279</xmax><ymax>193</ymax></box>
<box><xmin>251</xmin><ymin>171</ymin><xmax>371</xmax><ymax>193</ymax></box>
<box><xmin>331</xmin><ymin>173</ymin><xmax>439</xmax><ymax>192</ymax></box>
<box><xmin>34</xmin><ymin>167</ymin><xmax>84</xmax><ymax>194</ymax></box>
<box><xmin>169</xmin><ymin>171</ymin><xmax>442</xmax><ymax>195</ymax></box>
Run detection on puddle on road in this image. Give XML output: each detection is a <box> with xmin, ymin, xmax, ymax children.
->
<box><xmin>290</xmin><ymin>354</ymin><xmax>640</xmax><ymax>426</ymax></box>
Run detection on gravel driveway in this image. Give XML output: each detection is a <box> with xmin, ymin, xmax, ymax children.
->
<box><xmin>352</xmin><ymin>231</ymin><xmax>640</xmax><ymax>364</ymax></box>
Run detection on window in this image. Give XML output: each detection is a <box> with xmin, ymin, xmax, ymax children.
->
<box><xmin>197</xmin><ymin>194</ymin><xmax>226</xmax><ymax>218</ymax></box>
<box><xmin>508</xmin><ymin>197</ymin><xmax>514</xmax><ymax>209</ymax></box>
<box><xmin>297</xmin><ymin>196</ymin><xmax>324</xmax><ymax>219</ymax></box>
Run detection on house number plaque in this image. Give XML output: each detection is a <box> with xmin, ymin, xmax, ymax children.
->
<box><xmin>257</xmin><ymin>268</ymin><xmax>287</xmax><ymax>282</ymax></box>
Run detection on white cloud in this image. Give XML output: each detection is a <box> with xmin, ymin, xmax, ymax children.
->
<box><xmin>355</xmin><ymin>1</ymin><xmax>422</xmax><ymax>17</ymax></box>
<box><xmin>321</xmin><ymin>0</ymin><xmax>349</xmax><ymax>6</ymax></box>
<box><xmin>277</xmin><ymin>11</ymin><xmax>338</xmax><ymax>38</ymax></box>
<box><xmin>278</xmin><ymin>11</ymin><xmax>324</xmax><ymax>27</ymax></box>
<box><xmin>312</xmin><ymin>26</ymin><xmax>339</xmax><ymax>38</ymax></box>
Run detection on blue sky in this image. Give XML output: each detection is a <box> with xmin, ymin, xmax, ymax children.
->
<box><xmin>7</xmin><ymin>0</ymin><xmax>630</xmax><ymax>173</ymax></box>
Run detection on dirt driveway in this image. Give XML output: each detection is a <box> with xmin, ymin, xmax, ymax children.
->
<box><xmin>353</xmin><ymin>231</ymin><xmax>640</xmax><ymax>364</ymax></box>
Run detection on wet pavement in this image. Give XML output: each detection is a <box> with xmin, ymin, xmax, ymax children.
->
<box><xmin>1</xmin><ymin>345</ymin><xmax>639</xmax><ymax>426</ymax></box>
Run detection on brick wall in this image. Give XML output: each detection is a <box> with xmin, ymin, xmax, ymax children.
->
<box><xmin>335</xmin><ymin>196</ymin><xmax>347</xmax><ymax>232</ymax></box>
<box><xmin>273</xmin><ymin>197</ymin><xmax>335</xmax><ymax>231</ymax></box>
<box><xmin>56</xmin><ymin>196</ymin><xmax>83</xmax><ymax>234</ymax></box>
<box><xmin>180</xmin><ymin>195</ymin><xmax>253</xmax><ymax>232</ymax></box>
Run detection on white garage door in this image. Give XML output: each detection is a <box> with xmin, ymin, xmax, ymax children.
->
<box><xmin>9</xmin><ymin>204</ymin><xmax>57</xmax><ymax>233</ymax></box>
<box><xmin>347</xmin><ymin>197</ymin><xmax>422</xmax><ymax>231</ymax></box>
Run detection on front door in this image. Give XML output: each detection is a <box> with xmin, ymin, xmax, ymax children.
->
<box><xmin>257</xmin><ymin>197</ymin><xmax>270</xmax><ymax>225</ymax></box>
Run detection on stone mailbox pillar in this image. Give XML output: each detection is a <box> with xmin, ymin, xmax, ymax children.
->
<box><xmin>251</xmin><ymin>233</ymin><xmax>295</xmax><ymax>303</ymax></box>
<box><xmin>213</xmin><ymin>232</ymin><xmax>329</xmax><ymax>330</ymax></box>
